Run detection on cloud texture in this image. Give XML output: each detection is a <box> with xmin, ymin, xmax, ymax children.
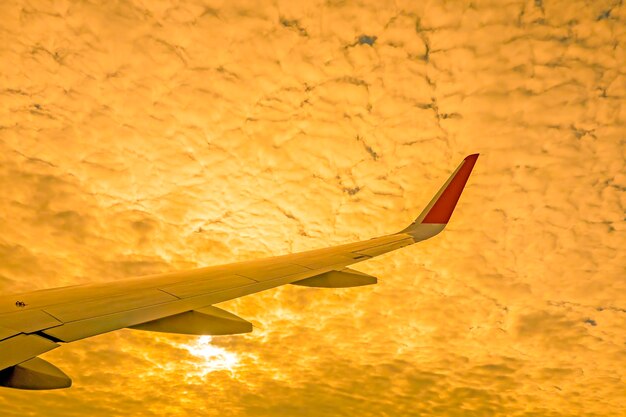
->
<box><xmin>0</xmin><ymin>0</ymin><xmax>624</xmax><ymax>415</ymax></box>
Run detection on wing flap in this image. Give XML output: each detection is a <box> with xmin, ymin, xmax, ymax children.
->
<box><xmin>0</xmin><ymin>335</ymin><xmax>59</xmax><ymax>371</ymax></box>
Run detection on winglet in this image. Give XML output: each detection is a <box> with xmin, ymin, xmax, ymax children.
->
<box><xmin>401</xmin><ymin>154</ymin><xmax>479</xmax><ymax>238</ymax></box>
<box><xmin>421</xmin><ymin>154</ymin><xmax>479</xmax><ymax>224</ymax></box>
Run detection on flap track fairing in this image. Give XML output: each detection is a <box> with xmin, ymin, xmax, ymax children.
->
<box><xmin>129</xmin><ymin>305</ymin><xmax>252</xmax><ymax>336</ymax></box>
<box><xmin>292</xmin><ymin>268</ymin><xmax>377</xmax><ymax>288</ymax></box>
<box><xmin>0</xmin><ymin>357</ymin><xmax>71</xmax><ymax>390</ymax></box>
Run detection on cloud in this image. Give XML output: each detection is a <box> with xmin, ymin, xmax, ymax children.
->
<box><xmin>0</xmin><ymin>0</ymin><xmax>624</xmax><ymax>416</ymax></box>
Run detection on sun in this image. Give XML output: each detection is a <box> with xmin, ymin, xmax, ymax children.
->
<box><xmin>181</xmin><ymin>336</ymin><xmax>241</xmax><ymax>376</ymax></box>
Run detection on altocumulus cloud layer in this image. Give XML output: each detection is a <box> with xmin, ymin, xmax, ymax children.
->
<box><xmin>0</xmin><ymin>0</ymin><xmax>624</xmax><ymax>416</ymax></box>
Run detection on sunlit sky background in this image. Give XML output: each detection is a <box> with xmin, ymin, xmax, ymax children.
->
<box><xmin>0</xmin><ymin>0</ymin><xmax>624</xmax><ymax>415</ymax></box>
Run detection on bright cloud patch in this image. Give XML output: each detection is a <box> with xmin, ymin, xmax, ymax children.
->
<box><xmin>180</xmin><ymin>336</ymin><xmax>241</xmax><ymax>377</ymax></box>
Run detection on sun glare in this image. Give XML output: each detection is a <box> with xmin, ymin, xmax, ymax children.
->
<box><xmin>180</xmin><ymin>336</ymin><xmax>241</xmax><ymax>376</ymax></box>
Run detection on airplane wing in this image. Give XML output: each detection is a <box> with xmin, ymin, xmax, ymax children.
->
<box><xmin>0</xmin><ymin>154</ymin><xmax>479</xmax><ymax>390</ymax></box>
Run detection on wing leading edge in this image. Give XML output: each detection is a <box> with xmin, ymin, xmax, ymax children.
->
<box><xmin>0</xmin><ymin>154</ymin><xmax>479</xmax><ymax>389</ymax></box>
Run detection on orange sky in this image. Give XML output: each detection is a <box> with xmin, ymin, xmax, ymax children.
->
<box><xmin>0</xmin><ymin>0</ymin><xmax>624</xmax><ymax>416</ymax></box>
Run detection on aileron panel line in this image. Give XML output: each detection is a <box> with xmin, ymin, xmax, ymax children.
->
<box><xmin>353</xmin><ymin>237</ymin><xmax>414</xmax><ymax>257</ymax></box>
<box><xmin>0</xmin><ymin>310</ymin><xmax>63</xmax><ymax>334</ymax></box>
<box><xmin>160</xmin><ymin>275</ymin><xmax>255</xmax><ymax>299</ymax></box>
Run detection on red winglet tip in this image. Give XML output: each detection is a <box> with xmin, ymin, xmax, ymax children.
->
<box><xmin>421</xmin><ymin>154</ymin><xmax>479</xmax><ymax>224</ymax></box>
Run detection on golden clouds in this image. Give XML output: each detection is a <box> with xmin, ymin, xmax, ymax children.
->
<box><xmin>0</xmin><ymin>0</ymin><xmax>624</xmax><ymax>415</ymax></box>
